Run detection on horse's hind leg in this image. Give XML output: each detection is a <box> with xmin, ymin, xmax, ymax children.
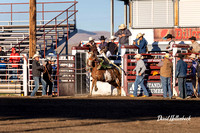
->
<box><xmin>116</xmin><ymin>78</ymin><xmax>121</xmax><ymax>96</ymax></box>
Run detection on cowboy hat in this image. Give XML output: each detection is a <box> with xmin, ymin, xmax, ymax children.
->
<box><xmin>46</xmin><ymin>56</ymin><xmax>52</xmax><ymax>61</ymax></box>
<box><xmin>189</xmin><ymin>54</ymin><xmax>196</xmax><ymax>59</ymax></box>
<box><xmin>189</xmin><ymin>36</ymin><xmax>196</xmax><ymax>41</ymax></box>
<box><xmin>32</xmin><ymin>53</ymin><xmax>41</xmax><ymax>59</ymax></box>
<box><xmin>110</xmin><ymin>35</ymin><xmax>116</xmax><ymax>40</ymax></box>
<box><xmin>89</xmin><ymin>37</ymin><xmax>95</xmax><ymax>41</ymax></box>
<box><xmin>118</xmin><ymin>24</ymin><xmax>126</xmax><ymax>30</ymax></box>
<box><xmin>164</xmin><ymin>34</ymin><xmax>175</xmax><ymax>39</ymax></box>
<box><xmin>175</xmin><ymin>54</ymin><xmax>184</xmax><ymax>59</ymax></box>
<box><xmin>99</xmin><ymin>35</ymin><xmax>107</xmax><ymax>40</ymax></box>
<box><xmin>164</xmin><ymin>53</ymin><xmax>172</xmax><ymax>59</ymax></box>
<box><xmin>136</xmin><ymin>33</ymin><xmax>145</xmax><ymax>39</ymax></box>
<box><xmin>134</xmin><ymin>54</ymin><xmax>143</xmax><ymax>59</ymax></box>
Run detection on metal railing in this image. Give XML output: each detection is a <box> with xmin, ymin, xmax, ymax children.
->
<box><xmin>0</xmin><ymin>55</ymin><xmax>28</xmax><ymax>95</ymax></box>
<box><xmin>0</xmin><ymin>1</ymin><xmax>77</xmax><ymax>25</ymax></box>
<box><xmin>5</xmin><ymin>0</ymin><xmax>78</xmax><ymax>57</ymax></box>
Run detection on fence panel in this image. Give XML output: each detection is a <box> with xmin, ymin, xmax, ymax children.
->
<box><xmin>123</xmin><ymin>53</ymin><xmax>166</xmax><ymax>96</ymax></box>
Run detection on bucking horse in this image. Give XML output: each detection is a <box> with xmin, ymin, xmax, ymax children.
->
<box><xmin>87</xmin><ymin>49</ymin><xmax>121</xmax><ymax>96</ymax></box>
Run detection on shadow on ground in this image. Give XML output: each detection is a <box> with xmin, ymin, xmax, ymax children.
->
<box><xmin>0</xmin><ymin>97</ymin><xmax>199</xmax><ymax>121</ymax></box>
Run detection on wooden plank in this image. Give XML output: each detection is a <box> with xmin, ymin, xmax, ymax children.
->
<box><xmin>29</xmin><ymin>0</ymin><xmax>36</xmax><ymax>58</ymax></box>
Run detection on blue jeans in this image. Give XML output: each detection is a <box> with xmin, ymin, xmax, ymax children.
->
<box><xmin>11</xmin><ymin>67</ymin><xmax>18</xmax><ymax>79</ymax></box>
<box><xmin>133</xmin><ymin>75</ymin><xmax>149</xmax><ymax>97</ymax></box>
<box><xmin>178</xmin><ymin>77</ymin><xmax>187</xmax><ymax>98</ymax></box>
<box><xmin>118</xmin><ymin>43</ymin><xmax>128</xmax><ymax>55</ymax></box>
<box><xmin>160</xmin><ymin>76</ymin><xmax>172</xmax><ymax>98</ymax></box>
<box><xmin>31</xmin><ymin>77</ymin><xmax>47</xmax><ymax>96</ymax></box>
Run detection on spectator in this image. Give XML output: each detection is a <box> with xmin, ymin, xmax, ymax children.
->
<box><xmin>165</xmin><ymin>34</ymin><xmax>175</xmax><ymax>52</ymax></box>
<box><xmin>107</xmin><ymin>36</ymin><xmax>118</xmax><ymax>56</ymax></box>
<box><xmin>115</xmin><ymin>24</ymin><xmax>132</xmax><ymax>55</ymax></box>
<box><xmin>0</xmin><ymin>58</ymin><xmax>6</xmax><ymax>80</ymax></box>
<box><xmin>196</xmin><ymin>55</ymin><xmax>200</xmax><ymax>97</ymax></box>
<box><xmin>30</xmin><ymin>53</ymin><xmax>47</xmax><ymax>97</ymax></box>
<box><xmin>189</xmin><ymin>36</ymin><xmax>200</xmax><ymax>53</ymax></box>
<box><xmin>189</xmin><ymin>54</ymin><xmax>198</xmax><ymax>97</ymax></box>
<box><xmin>157</xmin><ymin>53</ymin><xmax>173</xmax><ymax>99</ymax></box>
<box><xmin>9</xmin><ymin>48</ymin><xmax>20</xmax><ymax>80</ymax></box>
<box><xmin>43</xmin><ymin>57</ymin><xmax>53</xmax><ymax>96</ymax></box>
<box><xmin>175</xmin><ymin>54</ymin><xmax>188</xmax><ymax>99</ymax></box>
<box><xmin>133</xmin><ymin>33</ymin><xmax>148</xmax><ymax>54</ymax></box>
<box><xmin>130</xmin><ymin>54</ymin><xmax>149</xmax><ymax>97</ymax></box>
<box><xmin>52</xmin><ymin>59</ymin><xmax>57</xmax><ymax>95</ymax></box>
<box><xmin>0</xmin><ymin>46</ymin><xmax>6</xmax><ymax>56</ymax></box>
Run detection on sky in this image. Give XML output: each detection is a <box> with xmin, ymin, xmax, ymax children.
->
<box><xmin>0</xmin><ymin>0</ymin><xmax>125</xmax><ymax>32</ymax></box>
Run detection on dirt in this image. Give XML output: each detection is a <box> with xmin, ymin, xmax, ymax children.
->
<box><xmin>0</xmin><ymin>96</ymin><xmax>200</xmax><ymax>133</ymax></box>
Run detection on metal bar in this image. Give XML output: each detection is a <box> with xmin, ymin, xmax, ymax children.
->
<box><xmin>55</xmin><ymin>18</ymin><xmax>58</xmax><ymax>49</ymax></box>
<box><xmin>43</xmin><ymin>26</ymin><xmax>46</xmax><ymax>58</ymax></box>
<box><xmin>42</xmin><ymin>3</ymin><xmax>44</xmax><ymax>24</ymax></box>
<box><xmin>11</xmin><ymin>3</ymin><xmax>12</xmax><ymax>24</ymax></box>
<box><xmin>0</xmin><ymin>1</ymin><xmax>77</xmax><ymax>5</ymax></box>
<box><xmin>57</xmin><ymin>54</ymin><xmax>60</xmax><ymax>96</ymax></box>
<box><xmin>111</xmin><ymin>0</ymin><xmax>114</xmax><ymax>37</ymax></box>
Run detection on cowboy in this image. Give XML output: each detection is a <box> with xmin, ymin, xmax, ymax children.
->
<box><xmin>165</xmin><ymin>34</ymin><xmax>175</xmax><ymax>52</ymax></box>
<box><xmin>175</xmin><ymin>54</ymin><xmax>188</xmax><ymax>99</ymax></box>
<box><xmin>196</xmin><ymin>54</ymin><xmax>200</xmax><ymax>97</ymax></box>
<box><xmin>133</xmin><ymin>33</ymin><xmax>148</xmax><ymax>54</ymax></box>
<box><xmin>130</xmin><ymin>54</ymin><xmax>149</xmax><ymax>97</ymax></box>
<box><xmin>85</xmin><ymin>37</ymin><xmax>98</xmax><ymax>54</ymax></box>
<box><xmin>115</xmin><ymin>24</ymin><xmax>132</xmax><ymax>55</ymax></box>
<box><xmin>107</xmin><ymin>36</ymin><xmax>118</xmax><ymax>56</ymax></box>
<box><xmin>43</xmin><ymin>57</ymin><xmax>53</xmax><ymax>96</ymax></box>
<box><xmin>30</xmin><ymin>53</ymin><xmax>47</xmax><ymax>97</ymax></box>
<box><xmin>157</xmin><ymin>53</ymin><xmax>173</xmax><ymax>99</ymax></box>
<box><xmin>189</xmin><ymin>36</ymin><xmax>200</xmax><ymax>53</ymax></box>
<box><xmin>189</xmin><ymin>54</ymin><xmax>198</xmax><ymax>98</ymax></box>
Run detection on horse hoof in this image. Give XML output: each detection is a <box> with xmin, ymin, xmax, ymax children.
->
<box><xmin>88</xmin><ymin>94</ymin><xmax>92</xmax><ymax>97</ymax></box>
<box><xmin>95</xmin><ymin>88</ymin><xmax>98</xmax><ymax>92</ymax></box>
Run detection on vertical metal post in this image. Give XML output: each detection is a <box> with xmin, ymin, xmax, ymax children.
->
<box><xmin>111</xmin><ymin>0</ymin><xmax>114</xmax><ymax>37</ymax></box>
<box><xmin>57</xmin><ymin>54</ymin><xmax>60</xmax><ymax>96</ymax></box>
<box><xmin>129</xmin><ymin>1</ymin><xmax>133</xmax><ymax>28</ymax></box>
<box><xmin>42</xmin><ymin>3</ymin><xmax>44</xmax><ymax>24</ymax></box>
<box><xmin>55</xmin><ymin>18</ymin><xmax>58</xmax><ymax>49</ymax></box>
<box><xmin>11</xmin><ymin>3</ymin><xmax>13</xmax><ymax>25</ymax></box>
<box><xmin>174</xmin><ymin>0</ymin><xmax>179</xmax><ymax>26</ymax></box>
<box><xmin>74</xmin><ymin>0</ymin><xmax>76</xmax><ymax>26</ymax></box>
<box><xmin>43</xmin><ymin>26</ymin><xmax>46</xmax><ymax>58</ymax></box>
<box><xmin>66</xmin><ymin>10</ymin><xmax>69</xmax><ymax>54</ymax></box>
<box><xmin>124</xmin><ymin>2</ymin><xmax>128</xmax><ymax>26</ymax></box>
<box><xmin>23</xmin><ymin>54</ymin><xmax>28</xmax><ymax>96</ymax></box>
<box><xmin>172</xmin><ymin>47</ymin><xmax>178</xmax><ymax>96</ymax></box>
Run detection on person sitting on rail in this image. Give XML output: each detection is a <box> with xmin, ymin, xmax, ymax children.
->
<box><xmin>107</xmin><ymin>36</ymin><xmax>118</xmax><ymax>54</ymax></box>
<box><xmin>133</xmin><ymin>33</ymin><xmax>148</xmax><ymax>54</ymax></box>
<box><xmin>189</xmin><ymin>36</ymin><xmax>200</xmax><ymax>53</ymax></box>
<box><xmin>165</xmin><ymin>34</ymin><xmax>175</xmax><ymax>53</ymax></box>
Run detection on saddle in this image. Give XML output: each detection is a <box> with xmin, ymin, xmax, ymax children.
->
<box><xmin>97</xmin><ymin>58</ymin><xmax>112</xmax><ymax>70</ymax></box>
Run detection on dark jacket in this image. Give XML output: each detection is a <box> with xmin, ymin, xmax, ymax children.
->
<box><xmin>0</xmin><ymin>51</ymin><xmax>6</xmax><ymax>56</ymax></box>
<box><xmin>43</xmin><ymin>62</ymin><xmax>52</xmax><ymax>82</ymax></box>
<box><xmin>134</xmin><ymin>38</ymin><xmax>148</xmax><ymax>54</ymax></box>
<box><xmin>115</xmin><ymin>29</ymin><xmax>132</xmax><ymax>45</ymax></box>
<box><xmin>107</xmin><ymin>42</ymin><xmax>118</xmax><ymax>55</ymax></box>
<box><xmin>32</xmin><ymin>60</ymin><xmax>44</xmax><ymax>77</ymax></box>
<box><xmin>175</xmin><ymin>59</ymin><xmax>188</xmax><ymax>78</ymax></box>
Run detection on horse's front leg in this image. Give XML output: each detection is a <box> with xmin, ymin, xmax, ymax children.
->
<box><xmin>90</xmin><ymin>79</ymin><xmax>97</xmax><ymax>96</ymax></box>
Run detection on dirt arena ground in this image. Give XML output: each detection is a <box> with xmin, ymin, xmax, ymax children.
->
<box><xmin>0</xmin><ymin>96</ymin><xmax>200</xmax><ymax>133</ymax></box>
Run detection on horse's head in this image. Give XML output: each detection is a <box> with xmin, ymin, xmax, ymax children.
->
<box><xmin>87</xmin><ymin>51</ymin><xmax>97</xmax><ymax>68</ymax></box>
